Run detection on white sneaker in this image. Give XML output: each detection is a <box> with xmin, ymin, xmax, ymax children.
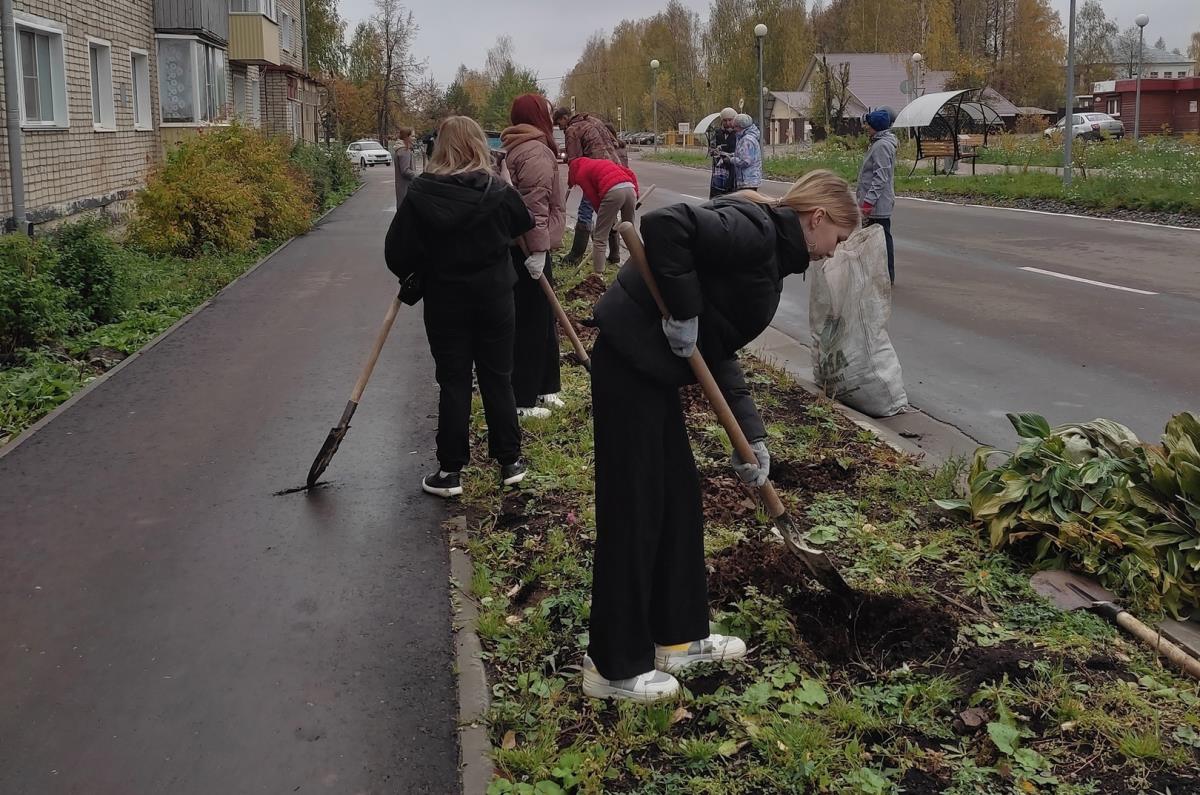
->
<box><xmin>654</xmin><ymin>634</ymin><xmax>748</xmax><ymax>674</ymax></box>
<box><xmin>516</xmin><ymin>406</ymin><xmax>551</xmax><ymax>420</ymax></box>
<box><xmin>581</xmin><ymin>655</ymin><xmax>680</xmax><ymax>702</ymax></box>
<box><xmin>538</xmin><ymin>393</ymin><xmax>566</xmax><ymax>409</ymax></box>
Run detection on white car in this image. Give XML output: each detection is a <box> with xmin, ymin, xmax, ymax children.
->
<box><xmin>346</xmin><ymin>140</ymin><xmax>392</xmax><ymax>168</ymax></box>
<box><xmin>1044</xmin><ymin>113</ymin><xmax>1125</xmax><ymax>141</ymax></box>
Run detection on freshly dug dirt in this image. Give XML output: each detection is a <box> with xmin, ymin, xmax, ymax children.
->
<box><xmin>708</xmin><ymin>539</ymin><xmax>959</xmax><ymax>670</ymax></box>
<box><xmin>564</xmin><ymin>274</ymin><xmax>608</xmax><ymax>304</ymax></box>
<box><xmin>701</xmin><ymin>471</ymin><xmax>759</xmax><ymax>526</ymax></box>
<box><xmin>771</xmin><ymin>458</ymin><xmax>860</xmax><ymax>495</ymax></box>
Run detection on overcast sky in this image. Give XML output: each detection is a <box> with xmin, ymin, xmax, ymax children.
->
<box><xmin>339</xmin><ymin>0</ymin><xmax>1199</xmax><ymax>98</ymax></box>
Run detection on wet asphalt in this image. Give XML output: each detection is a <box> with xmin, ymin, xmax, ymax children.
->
<box><xmin>0</xmin><ymin>169</ymin><xmax>461</xmax><ymax>793</ymax></box>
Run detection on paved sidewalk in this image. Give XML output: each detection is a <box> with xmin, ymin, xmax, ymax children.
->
<box><xmin>0</xmin><ymin>171</ymin><xmax>460</xmax><ymax>793</ymax></box>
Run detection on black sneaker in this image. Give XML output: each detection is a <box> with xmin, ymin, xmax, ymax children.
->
<box><xmin>500</xmin><ymin>461</ymin><xmax>527</xmax><ymax>487</ymax></box>
<box><xmin>422</xmin><ymin>470</ymin><xmax>463</xmax><ymax>497</ymax></box>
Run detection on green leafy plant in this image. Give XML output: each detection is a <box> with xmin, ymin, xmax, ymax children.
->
<box><xmin>50</xmin><ymin>218</ymin><xmax>131</xmax><ymax>325</ymax></box>
<box><xmin>939</xmin><ymin>412</ymin><xmax>1200</xmax><ymax>616</ymax></box>
<box><xmin>0</xmin><ymin>235</ymin><xmax>72</xmax><ymax>352</ymax></box>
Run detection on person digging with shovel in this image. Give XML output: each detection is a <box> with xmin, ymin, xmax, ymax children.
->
<box><xmin>582</xmin><ymin>170</ymin><xmax>859</xmax><ymax>702</ymax></box>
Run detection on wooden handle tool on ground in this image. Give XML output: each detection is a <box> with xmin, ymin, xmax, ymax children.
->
<box><xmin>305</xmin><ymin>296</ymin><xmax>403</xmax><ymax>488</ymax></box>
<box><xmin>617</xmin><ymin>221</ymin><xmax>855</xmax><ymax>602</ymax></box>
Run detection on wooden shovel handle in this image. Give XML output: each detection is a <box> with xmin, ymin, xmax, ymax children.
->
<box><xmin>1115</xmin><ymin>611</ymin><xmax>1200</xmax><ymax>681</ymax></box>
<box><xmin>351</xmin><ymin>295</ymin><xmax>403</xmax><ymax>403</ymax></box>
<box><xmin>539</xmin><ymin>276</ymin><xmax>591</xmax><ymax>369</ymax></box>
<box><xmin>635</xmin><ymin>184</ymin><xmax>656</xmax><ymax>209</ymax></box>
<box><xmin>618</xmin><ymin>221</ymin><xmax>786</xmax><ymax>519</ymax></box>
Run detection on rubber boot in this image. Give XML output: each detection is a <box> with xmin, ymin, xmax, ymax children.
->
<box><xmin>607</xmin><ymin>229</ymin><xmax>621</xmax><ymax>264</ymax></box>
<box><xmin>564</xmin><ymin>221</ymin><xmax>590</xmax><ymax>265</ymax></box>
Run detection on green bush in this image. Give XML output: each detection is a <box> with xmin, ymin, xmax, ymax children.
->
<box><xmin>50</xmin><ymin>219</ymin><xmax>129</xmax><ymax>325</ymax></box>
<box><xmin>290</xmin><ymin>141</ymin><xmax>358</xmax><ymax>210</ymax></box>
<box><xmin>0</xmin><ymin>235</ymin><xmax>72</xmax><ymax>353</ymax></box>
<box><xmin>130</xmin><ymin>124</ymin><xmax>314</xmax><ymax>256</ymax></box>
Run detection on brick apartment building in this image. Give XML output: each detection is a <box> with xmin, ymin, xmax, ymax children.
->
<box><xmin>0</xmin><ymin>0</ymin><xmax>323</xmax><ymax>231</ymax></box>
<box><xmin>1093</xmin><ymin>77</ymin><xmax>1200</xmax><ymax>136</ymax></box>
<box><xmin>0</xmin><ymin>0</ymin><xmax>162</xmax><ymax>229</ymax></box>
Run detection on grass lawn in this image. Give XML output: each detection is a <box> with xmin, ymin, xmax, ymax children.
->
<box><xmin>643</xmin><ymin>137</ymin><xmax>1200</xmax><ymax>217</ymax></box>
<box><xmin>467</xmin><ymin>253</ymin><xmax>1200</xmax><ymax>795</ymax></box>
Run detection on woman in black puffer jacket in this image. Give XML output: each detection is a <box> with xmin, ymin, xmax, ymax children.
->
<box><xmin>581</xmin><ymin>170</ymin><xmax>860</xmax><ymax>702</ymax></box>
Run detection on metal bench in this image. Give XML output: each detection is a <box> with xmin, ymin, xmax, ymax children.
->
<box><xmin>957</xmin><ymin>134</ymin><xmax>987</xmax><ymax>175</ymax></box>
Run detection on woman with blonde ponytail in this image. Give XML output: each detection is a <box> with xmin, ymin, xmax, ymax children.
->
<box><xmin>581</xmin><ymin>170</ymin><xmax>858</xmax><ymax>702</ymax></box>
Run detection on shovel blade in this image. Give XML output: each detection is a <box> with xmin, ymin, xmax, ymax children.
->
<box><xmin>306</xmin><ymin>424</ymin><xmax>348</xmax><ymax>488</ymax></box>
<box><xmin>1030</xmin><ymin>570</ymin><xmax>1118</xmax><ymax>612</ymax></box>
<box><xmin>775</xmin><ymin>510</ymin><xmax>857</xmax><ymax>602</ymax></box>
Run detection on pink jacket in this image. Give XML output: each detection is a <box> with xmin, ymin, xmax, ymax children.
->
<box><xmin>501</xmin><ymin>124</ymin><xmax>566</xmax><ymax>253</ymax></box>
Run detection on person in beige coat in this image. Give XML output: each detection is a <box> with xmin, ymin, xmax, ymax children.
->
<box><xmin>502</xmin><ymin>94</ymin><xmax>567</xmax><ymax>418</ymax></box>
<box><xmin>393</xmin><ymin>126</ymin><xmax>416</xmax><ymax>207</ymax></box>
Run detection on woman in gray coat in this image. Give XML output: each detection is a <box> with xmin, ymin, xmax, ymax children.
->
<box><xmin>393</xmin><ymin>126</ymin><xmax>416</xmax><ymax>206</ymax></box>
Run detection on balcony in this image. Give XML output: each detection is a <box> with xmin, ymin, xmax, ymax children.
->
<box><xmin>229</xmin><ymin>14</ymin><xmax>280</xmax><ymax>65</ymax></box>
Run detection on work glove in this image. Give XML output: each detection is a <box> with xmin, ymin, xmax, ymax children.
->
<box><xmin>661</xmin><ymin>316</ymin><xmax>698</xmax><ymax>358</ymax></box>
<box><xmin>860</xmin><ymin>202</ymin><xmax>874</xmax><ymax>218</ymax></box>
<box><xmin>524</xmin><ymin>252</ymin><xmax>547</xmax><ymax>280</ymax></box>
<box><xmin>731</xmin><ymin>439</ymin><xmax>770</xmax><ymax>487</ymax></box>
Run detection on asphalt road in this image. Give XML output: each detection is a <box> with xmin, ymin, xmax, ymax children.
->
<box><xmin>0</xmin><ymin>169</ymin><xmax>460</xmax><ymax>793</ymax></box>
<box><xmin>621</xmin><ymin>155</ymin><xmax>1200</xmax><ymax>447</ymax></box>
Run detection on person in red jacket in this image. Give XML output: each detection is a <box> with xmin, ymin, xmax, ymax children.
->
<box><xmin>567</xmin><ymin>157</ymin><xmax>639</xmax><ymax>275</ymax></box>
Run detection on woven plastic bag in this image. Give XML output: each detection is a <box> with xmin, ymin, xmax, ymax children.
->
<box><xmin>809</xmin><ymin>224</ymin><xmax>908</xmax><ymax>417</ymax></box>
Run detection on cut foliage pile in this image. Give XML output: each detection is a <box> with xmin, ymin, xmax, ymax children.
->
<box><xmin>460</xmin><ymin>258</ymin><xmax>1200</xmax><ymax>795</ymax></box>
<box><xmin>940</xmin><ymin>412</ymin><xmax>1200</xmax><ymax>619</ymax></box>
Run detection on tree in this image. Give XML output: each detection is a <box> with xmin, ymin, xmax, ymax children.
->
<box><xmin>807</xmin><ymin>56</ymin><xmax>851</xmax><ymax>133</ymax></box>
<box><xmin>1112</xmin><ymin>25</ymin><xmax>1149</xmax><ymax>79</ymax></box>
<box><xmin>371</xmin><ymin>0</ymin><xmax>422</xmax><ymax>144</ymax></box>
<box><xmin>346</xmin><ymin>22</ymin><xmax>382</xmax><ymax>86</ymax></box>
<box><xmin>1190</xmin><ymin>31</ymin><xmax>1200</xmax><ymax>62</ymax></box>
<box><xmin>1076</xmin><ymin>0</ymin><xmax>1117</xmax><ymax>92</ymax></box>
<box><xmin>482</xmin><ymin>63</ymin><xmax>542</xmax><ymax>130</ymax></box>
<box><xmin>305</xmin><ymin>0</ymin><xmax>345</xmax><ymax>78</ymax></box>
<box><xmin>1153</xmin><ymin>36</ymin><xmax>1165</xmax><ymax>51</ymax></box>
<box><xmin>443</xmin><ymin>81</ymin><xmax>476</xmax><ymax>118</ymax></box>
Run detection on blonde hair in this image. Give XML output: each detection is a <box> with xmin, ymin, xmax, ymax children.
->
<box><xmin>426</xmin><ymin>116</ymin><xmax>493</xmax><ymax>176</ymax></box>
<box><xmin>734</xmin><ymin>169</ymin><xmax>860</xmax><ymax>230</ymax></box>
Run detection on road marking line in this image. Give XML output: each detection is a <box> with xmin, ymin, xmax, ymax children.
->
<box><xmin>898</xmin><ymin>196</ymin><xmax>1200</xmax><ymax>234</ymax></box>
<box><xmin>1019</xmin><ymin>266</ymin><xmax>1159</xmax><ymax>295</ymax></box>
<box><xmin>679</xmin><ymin>193</ymin><xmax>706</xmax><ymax>200</ymax></box>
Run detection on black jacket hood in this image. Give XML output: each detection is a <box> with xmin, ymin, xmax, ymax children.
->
<box><xmin>406</xmin><ymin>171</ymin><xmax>507</xmax><ymax>231</ymax></box>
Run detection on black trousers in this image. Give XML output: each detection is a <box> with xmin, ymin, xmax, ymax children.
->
<box><xmin>865</xmin><ymin>216</ymin><xmax>895</xmax><ymax>283</ymax></box>
<box><xmin>423</xmin><ymin>282</ymin><xmax>521</xmax><ymax>472</ymax></box>
<box><xmin>588</xmin><ymin>338</ymin><xmax>710</xmax><ymax>680</ymax></box>
<box><xmin>510</xmin><ymin>248</ymin><xmax>561</xmax><ymax>407</ymax></box>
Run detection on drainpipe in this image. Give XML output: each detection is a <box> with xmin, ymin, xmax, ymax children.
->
<box><xmin>2</xmin><ymin>0</ymin><xmax>27</xmax><ymax>233</ymax></box>
<box><xmin>299</xmin><ymin>0</ymin><xmax>308</xmax><ymax>75</ymax></box>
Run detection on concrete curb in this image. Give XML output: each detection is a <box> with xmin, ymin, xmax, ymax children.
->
<box><xmin>447</xmin><ymin>515</ymin><xmax>494</xmax><ymax>795</ymax></box>
<box><xmin>0</xmin><ymin>180</ymin><xmax>364</xmax><ymax>461</ymax></box>
<box><xmin>749</xmin><ymin>326</ymin><xmax>981</xmax><ymax>468</ymax></box>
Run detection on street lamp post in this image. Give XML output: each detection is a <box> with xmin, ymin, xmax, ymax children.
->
<box><xmin>1134</xmin><ymin>14</ymin><xmax>1149</xmax><ymax>143</ymax></box>
<box><xmin>1063</xmin><ymin>0</ymin><xmax>1077</xmax><ymax>186</ymax></box>
<box><xmin>755</xmin><ymin>24</ymin><xmax>768</xmax><ymax>135</ymax></box>
<box><xmin>911</xmin><ymin>52</ymin><xmax>923</xmax><ymax>104</ymax></box>
<box><xmin>650</xmin><ymin>59</ymin><xmax>660</xmax><ymax>153</ymax></box>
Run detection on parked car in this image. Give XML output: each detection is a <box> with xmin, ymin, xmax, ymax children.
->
<box><xmin>346</xmin><ymin>140</ymin><xmax>393</xmax><ymax>167</ymax></box>
<box><xmin>485</xmin><ymin>130</ymin><xmax>504</xmax><ymax>150</ymax></box>
<box><xmin>1044</xmin><ymin>113</ymin><xmax>1125</xmax><ymax>141</ymax></box>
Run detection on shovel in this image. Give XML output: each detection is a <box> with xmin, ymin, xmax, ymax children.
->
<box><xmin>1030</xmin><ymin>570</ymin><xmax>1200</xmax><ymax>681</ymax></box>
<box><xmin>635</xmin><ymin>184</ymin><xmax>656</xmax><ymax>209</ymax></box>
<box><xmin>305</xmin><ymin>295</ymin><xmax>403</xmax><ymax>488</ymax></box>
<box><xmin>539</xmin><ymin>278</ymin><xmax>591</xmax><ymax>371</ymax></box>
<box><xmin>617</xmin><ymin>221</ymin><xmax>856</xmax><ymax>602</ymax></box>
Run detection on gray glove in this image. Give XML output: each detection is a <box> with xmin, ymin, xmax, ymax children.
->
<box><xmin>661</xmin><ymin>316</ymin><xmax>698</xmax><ymax>358</ymax></box>
<box><xmin>731</xmin><ymin>440</ymin><xmax>770</xmax><ymax>487</ymax></box>
<box><xmin>524</xmin><ymin>252</ymin><xmax>547</xmax><ymax>280</ymax></box>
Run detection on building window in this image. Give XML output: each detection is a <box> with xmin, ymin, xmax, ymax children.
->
<box><xmin>229</xmin><ymin>0</ymin><xmax>277</xmax><ymax>20</ymax></box>
<box><xmin>233</xmin><ymin>71</ymin><xmax>246</xmax><ymax>120</ymax></box>
<box><xmin>157</xmin><ymin>36</ymin><xmax>228</xmax><ymax>124</ymax></box>
<box><xmin>130</xmin><ymin>50</ymin><xmax>152</xmax><ymax>130</ymax></box>
<box><xmin>1149</xmin><ymin>71</ymin><xmax>1158</xmax><ymax>78</ymax></box>
<box><xmin>281</xmin><ymin>10</ymin><xmax>292</xmax><ymax>51</ymax></box>
<box><xmin>88</xmin><ymin>39</ymin><xmax>116</xmax><ymax>130</ymax></box>
<box><xmin>15</xmin><ymin>17</ymin><xmax>69</xmax><ymax>128</ymax></box>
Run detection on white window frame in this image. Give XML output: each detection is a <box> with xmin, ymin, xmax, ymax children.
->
<box><xmin>129</xmin><ymin>48</ymin><xmax>153</xmax><ymax>130</ymax></box>
<box><xmin>87</xmin><ymin>37</ymin><xmax>116</xmax><ymax>131</ymax></box>
<box><xmin>14</xmin><ymin>13</ymin><xmax>70</xmax><ymax>130</ymax></box>
<box><xmin>229</xmin><ymin>0</ymin><xmax>277</xmax><ymax>21</ymax></box>
<box><xmin>280</xmin><ymin>9</ymin><xmax>292</xmax><ymax>51</ymax></box>
<box><xmin>156</xmin><ymin>35</ymin><xmax>228</xmax><ymax>126</ymax></box>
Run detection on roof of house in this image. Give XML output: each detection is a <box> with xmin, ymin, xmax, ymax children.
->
<box><xmin>1015</xmin><ymin>106</ymin><xmax>1055</xmax><ymax>116</ymax></box>
<box><xmin>769</xmin><ymin>91</ymin><xmax>811</xmax><ymax>115</ymax></box>
<box><xmin>1142</xmin><ymin>47</ymin><xmax>1195</xmax><ymax>65</ymax></box>
<box><xmin>797</xmin><ymin>53</ymin><xmax>1018</xmax><ymax>117</ymax></box>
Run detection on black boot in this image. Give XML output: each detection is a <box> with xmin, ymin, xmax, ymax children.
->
<box><xmin>607</xmin><ymin>229</ymin><xmax>621</xmax><ymax>264</ymax></box>
<box><xmin>564</xmin><ymin>221</ymin><xmax>590</xmax><ymax>265</ymax></box>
